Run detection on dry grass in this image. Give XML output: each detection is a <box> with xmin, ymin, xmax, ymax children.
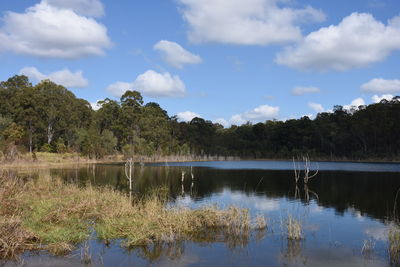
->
<box><xmin>0</xmin><ymin>152</ymin><xmax>123</xmax><ymax>169</ymax></box>
<box><xmin>389</xmin><ymin>225</ymin><xmax>400</xmax><ymax>265</ymax></box>
<box><xmin>0</xmin><ymin>218</ymin><xmax>38</xmax><ymax>259</ymax></box>
<box><xmin>286</xmin><ymin>215</ymin><xmax>302</xmax><ymax>240</ymax></box>
<box><xmin>0</xmin><ymin>173</ymin><xmax>260</xmax><ymax>259</ymax></box>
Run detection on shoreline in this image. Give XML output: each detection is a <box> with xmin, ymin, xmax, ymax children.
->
<box><xmin>1</xmin><ymin>153</ymin><xmax>399</xmax><ymax>169</ymax></box>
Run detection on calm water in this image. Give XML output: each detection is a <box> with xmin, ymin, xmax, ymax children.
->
<box><xmin>12</xmin><ymin>161</ymin><xmax>400</xmax><ymax>266</ymax></box>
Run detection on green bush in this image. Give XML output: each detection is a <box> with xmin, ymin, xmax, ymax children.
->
<box><xmin>40</xmin><ymin>143</ymin><xmax>53</xmax><ymax>153</ymax></box>
<box><xmin>56</xmin><ymin>138</ymin><xmax>67</xmax><ymax>154</ymax></box>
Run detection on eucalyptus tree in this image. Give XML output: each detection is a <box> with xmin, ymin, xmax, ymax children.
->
<box><xmin>139</xmin><ymin>102</ymin><xmax>172</xmax><ymax>154</ymax></box>
<box><xmin>119</xmin><ymin>90</ymin><xmax>144</xmax><ymax>146</ymax></box>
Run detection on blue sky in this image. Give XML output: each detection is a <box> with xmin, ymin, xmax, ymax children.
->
<box><xmin>0</xmin><ymin>0</ymin><xmax>400</xmax><ymax>126</ymax></box>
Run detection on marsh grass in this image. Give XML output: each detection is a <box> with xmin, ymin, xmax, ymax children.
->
<box><xmin>0</xmin><ymin>173</ymin><xmax>259</xmax><ymax>259</ymax></box>
<box><xmin>287</xmin><ymin>215</ymin><xmax>302</xmax><ymax>240</ymax></box>
<box><xmin>0</xmin><ymin>217</ymin><xmax>38</xmax><ymax>259</ymax></box>
<box><xmin>389</xmin><ymin>224</ymin><xmax>400</xmax><ymax>265</ymax></box>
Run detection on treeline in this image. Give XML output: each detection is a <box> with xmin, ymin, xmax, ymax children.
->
<box><xmin>0</xmin><ymin>75</ymin><xmax>399</xmax><ymax>160</ymax></box>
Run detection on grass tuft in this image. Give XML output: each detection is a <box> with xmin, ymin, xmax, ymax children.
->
<box><xmin>287</xmin><ymin>215</ymin><xmax>302</xmax><ymax>240</ymax></box>
<box><xmin>389</xmin><ymin>225</ymin><xmax>400</xmax><ymax>265</ymax></box>
<box><xmin>0</xmin><ymin>217</ymin><xmax>38</xmax><ymax>259</ymax></box>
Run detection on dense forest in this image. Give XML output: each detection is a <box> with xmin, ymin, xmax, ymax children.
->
<box><xmin>0</xmin><ymin>75</ymin><xmax>399</xmax><ymax>160</ymax></box>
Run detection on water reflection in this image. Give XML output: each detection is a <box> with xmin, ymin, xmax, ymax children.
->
<box><xmin>281</xmin><ymin>240</ymin><xmax>306</xmax><ymax>266</ymax></box>
<box><xmin>49</xmin><ymin>163</ymin><xmax>400</xmax><ymax>222</ymax></box>
<box><xmin>8</xmin><ymin>161</ymin><xmax>400</xmax><ymax>266</ymax></box>
<box><xmin>280</xmin><ymin>246</ymin><xmax>387</xmax><ymax>267</ymax></box>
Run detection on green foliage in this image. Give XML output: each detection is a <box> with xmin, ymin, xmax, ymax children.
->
<box><xmin>121</xmin><ymin>144</ymin><xmax>134</xmax><ymax>158</ymax></box>
<box><xmin>0</xmin><ymin>116</ymin><xmax>12</xmax><ymax>136</ymax></box>
<box><xmin>0</xmin><ymin>122</ymin><xmax>24</xmax><ymax>161</ymax></box>
<box><xmin>120</xmin><ymin>90</ymin><xmax>143</xmax><ymax>109</ymax></box>
<box><xmin>100</xmin><ymin>129</ymin><xmax>117</xmax><ymax>155</ymax></box>
<box><xmin>1</xmin><ymin>74</ymin><xmax>400</xmax><ymax>160</ymax></box>
<box><xmin>2</xmin><ymin>123</ymin><xmax>24</xmax><ymax>143</ymax></box>
<box><xmin>55</xmin><ymin>138</ymin><xmax>67</xmax><ymax>154</ymax></box>
<box><xmin>40</xmin><ymin>143</ymin><xmax>53</xmax><ymax>153</ymax></box>
<box><xmin>75</xmin><ymin>128</ymin><xmax>117</xmax><ymax>158</ymax></box>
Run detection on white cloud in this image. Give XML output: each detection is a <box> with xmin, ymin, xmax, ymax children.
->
<box><xmin>178</xmin><ymin>0</ymin><xmax>325</xmax><ymax>45</ymax></box>
<box><xmin>361</xmin><ymin>78</ymin><xmax>400</xmax><ymax>93</ymax></box>
<box><xmin>214</xmin><ymin>118</ymin><xmax>229</xmax><ymax>127</ymax></box>
<box><xmin>44</xmin><ymin>0</ymin><xmax>104</xmax><ymax>17</ymax></box>
<box><xmin>302</xmin><ymin>114</ymin><xmax>314</xmax><ymax>119</ymax></box>
<box><xmin>133</xmin><ymin>70</ymin><xmax>186</xmax><ymax>98</ymax></box>
<box><xmin>276</xmin><ymin>13</ymin><xmax>400</xmax><ymax>71</ymax></box>
<box><xmin>0</xmin><ymin>1</ymin><xmax>111</xmax><ymax>59</ymax></box>
<box><xmin>106</xmin><ymin>82</ymin><xmax>132</xmax><ymax>98</ymax></box>
<box><xmin>371</xmin><ymin>94</ymin><xmax>394</xmax><ymax>103</ymax></box>
<box><xmin>176</xmin><ymin>111</ymin><xmax>201</xmax><ymax>122</ymax></box>
<box><xmin>343</xmin><ymin>97</ymin><xmax>365</xmax><ymax>110</ymax></box>
<box><xmin>106</xmin><ymin>70</ymin><xmax>186</xmax><ymax>98</ymax></box>
<box><xmin>154</xmin><ymin>40</ymin><xmax>202</xmax><ymax>68</ymax></box>
<box><xmin>292</xmin><ymin>86</ymin><xmax>320</xmax><ymax>96</ymax></box>
<box><xmin>90</xmin><ymin>100</ymin><xmax>102</xmax><ymax>111</ymax></box>
<box><xmin>308</xmin><ymin>102</ymin><xmax>324</xmax><ymax>113</ymax></box>
<box><xmin>20</xmin><ymin>66</ymin><xmax>89</xmax><ymax>88</ymax></box>
<box><xmin>230</xmin><ymin>114</ymin><xmax>247</xmax><ymax>125</ymax></box>
<box><xmin>19</xmin><ymin>67</ymin><xmax>46</xmax><ymax>81</ymax></box>
<box><xmin>230</xmin><ymin>104</ymin><xmax>279</xmax><ymax>125</ymax></box>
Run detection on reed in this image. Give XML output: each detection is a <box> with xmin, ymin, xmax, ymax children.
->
<box><xmin>286</xmin><ymin>215</ymin><xmax>302</xmax><ymax>240</ymax></box>
<box><xmin>389</xmin><ymin>225</ymin><xmax>400</xmax><ymax>265</ymax></box>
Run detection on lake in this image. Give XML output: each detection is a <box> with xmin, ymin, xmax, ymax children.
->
<box><xmin>10</xmin><ymin>160</ymin><xmax>400</xmax><ymax>266</ymax></box>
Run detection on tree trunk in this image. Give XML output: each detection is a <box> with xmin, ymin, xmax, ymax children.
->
<box><xmin>28</xmin><ymin>121</ymin><xmax>33</xmax><ymax>153</ymax></box>
<box><xmin>29</xmin><ymin>133</ymin><xmax>32</xmax><ymax>153</ymax></box>
<box><xmin>47</xmin><ymin>122</ymin><xmax>54</xmax><ymax>144</ymax></box>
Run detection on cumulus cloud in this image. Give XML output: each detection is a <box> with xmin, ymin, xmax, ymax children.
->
<box><xmin>0</xmin><ymin>1</ymin><xmax>111</xmax><ymax>59</ymax></box>
<box><xmin>176</xmin><ymin>111</ymin><xmax>201</xmax><ymax>122</ymax></box>
<box><xmin>44</xmin><ymin>0</ymin><xmax>104</xmax><ymax>17</ymax></box>
<box><xmin>106</xmin><ymin>82</ymin><xmax>132</xmax><ymax>98</ymax></box>
<box><xmin>343</xmin><ymin>98</ymin><xmax>365</xmax><ymax>110</ymax></box>
<box><xmin>214</xmin><ymin>118</ymin><xmax>229</xmax><ymax>127</ymax></box>
<box><xmin>371</xmin><ymin>94</ymin><xmax>394</xmax><ymax>103</ymax></box>
<box><xmin>276</xmin><ymin>13</ymin><xmax>400</xmax><ymax>71</ymax></box>
<box><xmin>361</xmin><ymin>78</ymin><xmax>400</xmax><ymax>93</ymax></box>
<box><xmin>20</xmin><ymin>66</ymin><xmax>89</xmax><ymax>88</ymax></box>
<box><xmin>90</xmin><ymin>100</ymin><xmax>102</xmax><ymax>111</ymax></box>
<box><xmin>106</xmin><ymin>70</ymin><xmax>186</xmax><ymax>98</ymax></box>
<box><xmin>154</xmin><ymin>40</ymin><xmax>202</xmax><ymax>68</ymax></box>
<box><xmin>308</xmin><ymin>102</ymin><xmax>324</xmax><ymax>113</ymax></box>
<box><xmin>178</xmin><ymin>0</ymin><xmax>325</xmax><ymax>45</ymax></box>
<box><xmin>230</xmin><ymin>104</ymin><xmax>279</xmax><ymax>125</ymax></box>
<box><xmin>132</xmin><ymin>70</ymin><xmax>186</xmax><ymax>98</ymax></box>
<box><xmin>292</xmin><ymin>86</ymin><xmax>320</xmax><ymax>96</ymax></box>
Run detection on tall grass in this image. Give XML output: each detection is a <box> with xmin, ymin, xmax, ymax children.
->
<box><xmin>0</xmin><ymin>173</ymin><xmax>261</xmax><ymax>259</ymax></box>
<box><xmin>389</xmin><ymin>225</ymin><xmax>400</xmax><ymax>265</ymax></box>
